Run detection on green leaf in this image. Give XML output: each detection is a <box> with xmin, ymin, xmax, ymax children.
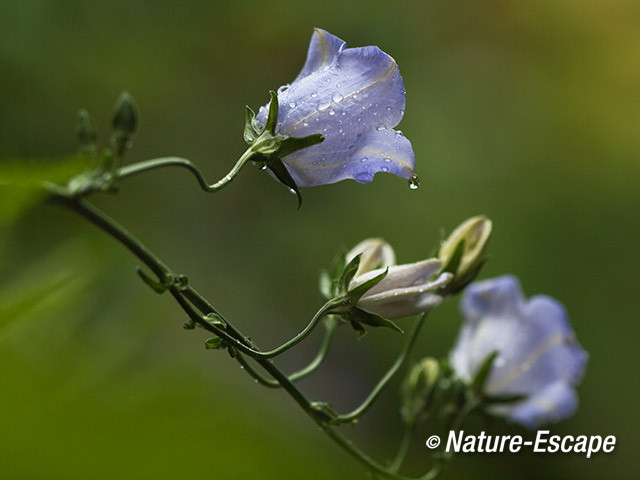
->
<box><xmin>0</xmin><ymin>156</ymin><xmax>88</xmax><ymax>225</ymax></box>
<box><xmin>135</xmin><ymin>267</ymin><xmax>167</xmax><ymax>293</ymax></box>
<box><xmin>346</xmin><ymin>267</ymin><xmax>388</xmax><ymax>302</ymax></box>
<box><xmin>471</xmin><ymin>350</ymin><xmax>499</xmax><ymax>393</ymax></box>
<box><xmin>204</xmin><ymin>336</ymin><xmax>225</xmax><ymax>350</ymax></box>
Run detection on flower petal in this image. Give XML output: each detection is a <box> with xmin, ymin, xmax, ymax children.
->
<box><xmin>350</xmin><ymin>259</ymin><xmax>442</xmax><ymax>295</ymax></box>
<box><xmin>359</xmin><ymin>293</ymin><xmax>443</xmax><ymax>320</ymax></box>
<box><xmin>281</xmin><ymin>127</ymin><xmax>415</xmax><ymax>186</ymax></box>
<box><xmin>501</xmin><ymin>382</ymin><xmax>579</xmax><ymax>429</ymax></box>
<box><xmin>293</xmin><ymin>28</ymin><xmax>346</xmax><ymax>82</ymax></box>
<box><xmin>461</xmin><ymin>275</ymin><xmax>525</xmax><ymax>321</ymax></box>
<box><xmin>346</xmin><ymin>238</ymin><xmax>396</xmax><ymax>277</ymax></box>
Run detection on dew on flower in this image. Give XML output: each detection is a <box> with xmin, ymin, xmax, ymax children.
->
<box><xmin>384</xmin><ymin>158</ymin><xmax>392</xmax><ymax>163</ymax></box>
<box><xmin>289</xmin><ymin>102</ymin><xmax>297</xmax><ymax>108</ymax></box>
<box><xmin>382</xmin><ymin>167</ymin><xmax>389</xmax><ymax>172</ymax></box>
<box><xmin>329</xmin><ymin>109</ymin><xmax>336</xmax><ymax>116</ymax></box>
<box><xmin>332</xmin><ymin>92</ymin><xmax>344</xmax><ymax>103</ymax></box>
<box><xmin>311</xmin><ymin>92</ymin><xmax>318</xmax><ymax>98</ymax></box>
<box><xmin>408</xmin><ymin>173</ymin><xmax>421</xmax><ymax>190</ymax></box>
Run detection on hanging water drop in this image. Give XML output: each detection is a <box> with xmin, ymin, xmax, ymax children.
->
<box><xmin>408</xmin><ymin>174</ymin><xmax>421</xmax><ymax>190</ymax></box>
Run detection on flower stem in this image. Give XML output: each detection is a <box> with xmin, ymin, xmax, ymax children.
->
<box><xmin>48</xmin><ymin>192</ymin><xmax>441</xmax><ymax>480</ymax></box>
<box><xmin>116</xmin><ymin>148</ymin><xmax>255</xmax><ymax>193</ymax></box>
<box><xmin>332</xmin><ymin>314</ymin><xmax>427</xmax><ymax>424</ymax></box>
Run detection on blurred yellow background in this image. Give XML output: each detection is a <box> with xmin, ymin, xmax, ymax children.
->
<box><xmin>1</xmin><ymin>1</ymin><xmax>638</xmax><ymax>478</ymax></box>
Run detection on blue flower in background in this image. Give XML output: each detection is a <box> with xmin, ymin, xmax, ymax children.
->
<box><xmin>449</xmin><ymin>275</ymin><xmax>588</xmax><ymax>429</ymax></box>
<box><xmin>256</xmin><ymin>28</ymin><xmax>415</xmax><ymax>187</ymax></box>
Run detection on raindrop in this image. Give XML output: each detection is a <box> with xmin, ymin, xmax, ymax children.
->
<box><xmin>395</xmin><ymin>131</ymin><xmax>404</xmax><ymax>138</ymax></box>
<box><xmin>321</xmin><ymin>155</ymin><xmax>327</xmax><ymax>162</ymax></box>
<box><xmin>289</xmin><ymin>188</ymin><xmax>297</xmax><ymax>195</ymax></box>
<box><xmin>259</xmin><ymin>165</ymin><xmax>267</xmax><ymax>171</ymax></box>
<box><xmin>318</xmin><ymin>102</ymin><xmax>331</xmax><ymax>111</ymax></box>
<box><xmin>329</xmin><ymin>109</ymin><xmax>336</xmax><ymax>116</ymax></box>
<box><xmin>289</xmin><ymin>101</ymin><xmax>296</xmax><ymax>108</ymax></box>
<box><xmin>355</xmin><ymin>172</ymin><xmax>373</xmax><ymax>183</ymax></box>
<box><xmin>386</xmin><ymin>106</ymin><xmax>392</xmax><ymax>111</ymax></box>
<box><xmin>382</xmin><ymin>167</ymin><xmax>389</xmax><ymax>172</ymax></box>
<box><xmin>376</xmin><ymin>126</ymin><xmax>385</xmax><ymax>131</ymax></box>
<box><xmin>408</xmin><ymin>174</ymin><xmax>421</xmax><ymax>190</ymax></box>
<box><xmin>400</xmin><ymin>109</ymin><xmax>405</xmax><ymax>115</ymax></box>
<box><xmin>384</xmin><ymin>158</ymin><xmax>392</xmax><ymax>163</ymax></box>
<box><xmin>332</xmin><ymin>92</ymin><xmax>344</xmax><ymax>103</ymax></box>
<box><xmin>311</xmin><ymin>92</ymin><xmax>318</xmax><ymax>98</ymax></box>
<box><xmin>303</xmin><ymin>122</ymin><xmax>309</xmax><ymax>127</ymax></box>
<box><xmin>360</xmin><ymin>157</ymin><xmax>368</xmax><ymax>162</ymax></box>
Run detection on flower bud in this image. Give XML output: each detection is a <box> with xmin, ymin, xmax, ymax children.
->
<box><xmin>438</xmin><ymin>215</ymin><xmax>492</xmax><ymax>294</ymax></box>
<box><xmin>112</xmin><ymin>91</ymin><xmax>139</xmax><ymax>138</ymax></box>
<box><xmin>345</xmin><ymin>238</ymin><xmax>396</xmax><ymax>278</ymax></box>
<box><xmin>400</xmin><ymin>357</ymin><xmax>440</xmax><ymax>424</ymax></box>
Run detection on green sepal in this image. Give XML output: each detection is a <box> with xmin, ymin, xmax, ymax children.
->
<box><xmin>277</xmin><ymin>134</ymin><xmax>324</xmax><ymax>158</ymax></box>
<box><xmin>471</xmin><ymin>350</ymin><xmax>499</xmax><ymax>393</ymax></box>
<box><xmin>204</xmin><ymin>336</ymin><xmax>225</xmax><ymax>350</ymax></box>
<box><xmin>136</xmin><ymin>266</ymin><xmax>167</xmax><ymax>293</ymax></box>
<box><xmin>349</xmin><ymin>319</ymin><xmax>367</xmax><ymax>338</ymax></box>
<box><xmin>440</xmin><ymin>238</ymin><xmax>465</xmax><ymax>276</ymax></box>
<box><xmin>264</xmin><ymin>90</ymin><xmax>279</xmax><ymax>135</ymax></box>
<box><xmin>318</xmin><ymin>270</ymin><xmax>333</xmax><ymax>299</ymax></box>
<box><xmin>346</xmin><ymin>268</ymin><xmax>388</xmax><ymax>303</ymax></box>
<box><xmin>348</xmin><ymin>307</ymin><xmax>403</xmax><ymax>334</ymax></box>
<box><xmin>243</xmin><ymin>106</ymin><xmax>259</xmax><ymax>145</ymax></box>
<box><xmin>447</xmin><ymin>258</ymin><xmax>488</xmax><ymax>295</ymax></box>
<box><xmin>266</xmin><ymin>158</ymin><xmax>302</xmax><ymax>208</ymax></box>
<box><xmin>338</xmin><ymin>254</ymin><xmax>361</xmax><ymax>292</ymax></box>
<box><xmin>482</xmin><ymin>393</ymin><xmax>527</xmax><ymax>405</ymax></box>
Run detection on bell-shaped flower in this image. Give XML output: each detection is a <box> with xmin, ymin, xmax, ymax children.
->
<box><xmin>449</xmin><ymin>275</ymin><xmax>588</xmax><ymax>429</ymax></box>
<box><xmin>255</xmin><ymin>28</ymin><xmax>416</xmax><ymax>187</ymax></box>
<box><xmin>345</xmin><ymin>239</ymin><xmax>452</xmax><ymax>319</ymax></box>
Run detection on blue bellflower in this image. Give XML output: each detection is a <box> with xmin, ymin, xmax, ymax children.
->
<box><xmin>449</xmin><ymin>275</ymin><xmax>588</xmax><ymax>429</ymax></box>
<box><xmin>256</xmin><ymin>28</ymin><xmax>415</xmax><ymax>187</ymax></box>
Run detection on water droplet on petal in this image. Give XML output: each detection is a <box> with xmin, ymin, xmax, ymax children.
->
<box><xmin>329</xmin><ymin>109</ymin><xmax>336</xmax><ymax>116</ymax></box>
<box><xmin>311</xmin><ymin>92</ymin><xmax>318</xmax><ymax>98</ymax></box>
<box><xmin>355</xmin><ymin>172</ymin><xmax>373</xmax><ymax>183</ymax></box>
<box><xmin>376</xmin><ymin>126</ymin><xmax>385</xmax><ymax>131</ymax></box>
<box><xmin>387</xmin><ymin>106</ymin><xmax>392</xmax><ymax>111</ymax></box>
<box><xmin>384</xmin><ymin>158</ymin><xmax>392</xmax><ymax>163</ymax></box>
<box><xmin>360</xmin><ymin>157</ymin><xmax>368</xmax><ymax>162</ymax></box>
<box><xmin>400</xmin><ymin>109</ymin><xmax>405</xmax><ymax>115</ymax></box>
<box><xmin>395</xmin><ymin>131</ymin><xmax>404</xmax><ymax>138</ymax></box>
<box><xmin>288</xmin><ymin>101</ymin><xmax>296</xmax><ymax>108</ymax></box>
<box><xmin>408</xmin><ymin>174</ymin><xmax>421</xmax><ymax>190</ymax></box>
<box><xmin>303</xmin><ymin>122</ymin><xmax>309</xmax><ymax>127</ymax></box>
<box><xmin>382</xmin><ymin>167</ymin><xmax>389</xmax><ymax>172</ymax></box>
<box><xmin>332</xmin><ymin>92</ymin><xmax>344</xmax><ymax>103</ymax></box>
<box><xmin>321</xmin><ymin>155</ymin><xmax>327</xmax><ymax>162</ymax></box>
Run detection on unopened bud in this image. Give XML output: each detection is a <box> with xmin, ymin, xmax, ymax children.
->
<box><xmin>439</xmin><ymin>215</ymin><xmax>492</xmax><ymax>294</ymax></box>
<box><xmin>400</xmin><ymin>357</ymin><xmax>440</xmax><ymax>424</ymax></box>
<box><xmin>112</xmin><ymin>91</ymin><xmax>139</xmax><ymax>137</ymax></box>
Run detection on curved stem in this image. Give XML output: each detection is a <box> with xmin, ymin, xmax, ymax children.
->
<box><xmin>234</xmin><ymin>317</ymin><xmax>339</xmax><ymax>388</ymax></box>
<box><xmin>389</xmin><ymin>423</ymin><xmax>415</xmax><ymax>473</ymax></box>
<box><xmin>48</xmin><ymin>193</ymin><xmax>442</xmax><ymax>480</ymax></box>
<box><xmin>333</xmin><ymin>314</ymin><xmax>427</xmax><ymax>424</ymax></box>
<box><xmin>116</xmin><ymin>148</ymin><xmax>255</xmax><ymax>193</ymax></box>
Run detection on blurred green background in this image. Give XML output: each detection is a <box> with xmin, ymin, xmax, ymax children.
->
<box><xmin>1</xmin><ymin>0</ymin><xmax>638</xmax><ymax>478</ymax></box>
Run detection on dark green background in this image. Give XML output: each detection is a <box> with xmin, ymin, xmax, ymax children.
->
<box><xmin>1</xmin><ymin>1</ymin><xmax>638</xmax><ymax>478</ymax></box>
